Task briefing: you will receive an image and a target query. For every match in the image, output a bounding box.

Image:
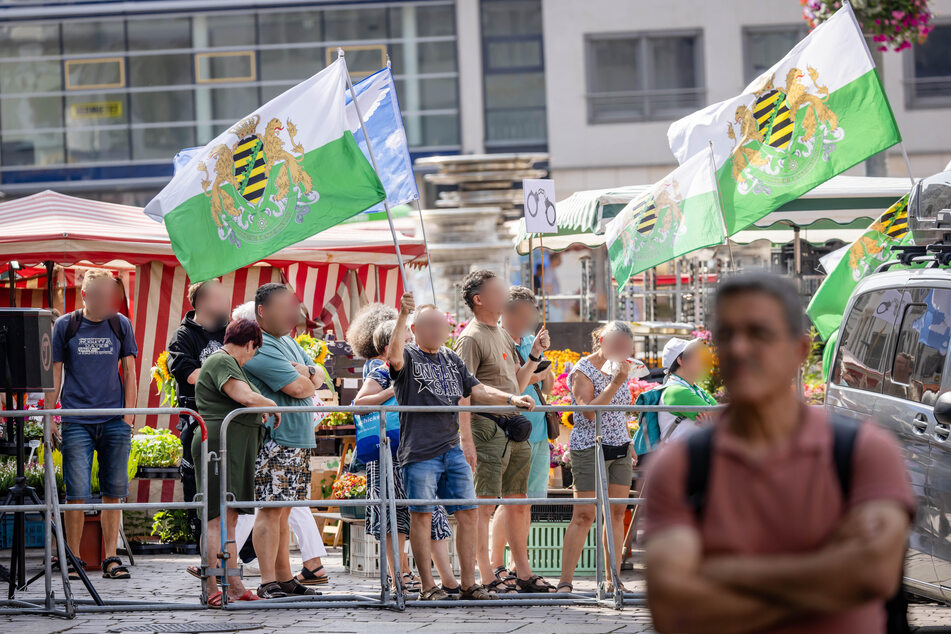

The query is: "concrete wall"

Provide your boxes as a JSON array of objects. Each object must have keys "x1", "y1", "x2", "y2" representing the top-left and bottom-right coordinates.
[{"x1": 540, "y1": 0, "x2": 951, "y2": 191}]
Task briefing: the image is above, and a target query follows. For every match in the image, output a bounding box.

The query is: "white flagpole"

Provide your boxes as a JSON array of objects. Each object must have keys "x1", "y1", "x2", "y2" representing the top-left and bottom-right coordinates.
[
  {"x1": 339, "y1": 49, "x2": 409, "y2": 290},
  {"x1": 412, "y1": 199, "x2": 438, "y2": 305},
  {"x1": 899, "y1": 142, "x2": 917, "y2": 189},
  {"x1": 708, "y1": 141, "x2": 737, "y2": 272}
]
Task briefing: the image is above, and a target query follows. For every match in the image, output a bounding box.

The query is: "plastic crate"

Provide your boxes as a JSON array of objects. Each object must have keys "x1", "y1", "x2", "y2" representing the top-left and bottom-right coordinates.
[
  {"x1": 505, "y1": 521, "x2": 597, "y2": 576},
  {"x1": 530, "y1": 502, "x2": 574, "y2": 522},
  {"x1": 346, "y1": 519, "x2": 459, "y2": 578},
  {"x1": 0, "y1": 513, "x2": 46, "y2": 549}
]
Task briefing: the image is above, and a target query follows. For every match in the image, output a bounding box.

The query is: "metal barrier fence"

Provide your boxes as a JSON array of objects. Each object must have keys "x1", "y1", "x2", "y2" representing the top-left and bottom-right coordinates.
[{"x1": 0, "y1": 402, "x2": 719, "y2": 617}]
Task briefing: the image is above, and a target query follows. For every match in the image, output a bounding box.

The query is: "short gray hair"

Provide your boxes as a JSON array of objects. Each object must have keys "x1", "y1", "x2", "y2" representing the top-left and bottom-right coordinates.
[
  {"x1": 231, "y1": 300, "x2": 255, "y2": 322},
  {"x1": 591, "y1": 320, "x2": 634, "y2": 351},
  {"x1": 372, "y1": 319, "x2": 397, "y2": 354},
  {"x1": 713, "y1": 272, "x2": 806, "y2": 336}
]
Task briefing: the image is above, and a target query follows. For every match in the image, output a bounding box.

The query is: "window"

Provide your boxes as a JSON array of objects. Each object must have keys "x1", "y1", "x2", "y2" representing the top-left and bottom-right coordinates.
[
  {"x1": 743, "y1": 26, "x2": 808, "y2": 84},
  {"x1": 195, "y1": 51, "x2": 256, "y2": 83},
  {"x1": 832, "y1": 288, "x2": 903, "y2": 392},
  {"x1": 62, "y1": 20, "x2": 125, "y2": 55},
  {"x1": 585, "y1": 32, "x2": 703, "y2": 123},
  {"x1": 481, "y1": 0, "x2": 547, "y2": 147},
  {"x1": 887, "y1": 289, "x2": 950, "y2": 404},
  {"x1": 906, "y1": 23, "x2": 951, "y2": 108},
  {"x1": 64, "y1": 58, "x2": 125, "y2": 90}
]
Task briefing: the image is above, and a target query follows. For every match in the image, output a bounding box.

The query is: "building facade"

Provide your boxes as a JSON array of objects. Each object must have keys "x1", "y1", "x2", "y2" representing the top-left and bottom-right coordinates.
[{"x1": 1, "y1": 0, "x2": 950, "y2": 204}]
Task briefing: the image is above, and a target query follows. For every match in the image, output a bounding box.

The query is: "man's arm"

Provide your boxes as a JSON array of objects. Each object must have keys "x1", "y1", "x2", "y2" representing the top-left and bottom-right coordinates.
[
  {"x1": 701, "y1": 499, "x2": 909, "y2": 613},
  {"x1": 470, "y1": 383, "x2": 535, "y2": 409},
  {"x1": 387, "y1": 293, "x2": 414, "y2": 372},
  {"x1": 280, "y1": 374, "x2": 316, "y2": 400},
  {"x1": 646, "y1": 527, "x2": 794, "y2": 634},
  {"x1": 514, "y1": 328, "x2": 550, "y2": 393},
  {"x1": 167, "y1": 332, "x2": 201, "y2": 386},
  {"x1": 121, "y1": 355, "x2": 137, "y2": 426}
]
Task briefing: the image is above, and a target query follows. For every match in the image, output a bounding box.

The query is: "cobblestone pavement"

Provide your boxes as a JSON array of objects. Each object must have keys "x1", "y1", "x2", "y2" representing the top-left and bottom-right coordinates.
[{"x1": 1, "y1": 549, "x2": 949, "y2": 633}]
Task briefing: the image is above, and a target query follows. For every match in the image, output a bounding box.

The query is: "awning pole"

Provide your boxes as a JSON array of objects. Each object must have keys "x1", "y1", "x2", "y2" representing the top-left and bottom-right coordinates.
[
  {"x1": 708, "y1": 141, "x2": 737, "y2": 272},
  {"x1": 7, "y1": 263, "x2": 14, "y2": 308},
  {"x1": 45, "y1": 261, "x2": 54, "y2": 310},
  {"x1": 412, "y1": 199, "x2": 437, "y2": 305}
]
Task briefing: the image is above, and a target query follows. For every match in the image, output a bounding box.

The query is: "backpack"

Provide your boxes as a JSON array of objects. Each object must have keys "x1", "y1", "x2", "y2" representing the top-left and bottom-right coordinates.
[
  {"x1": 64, "y1": 309, "x2": 123, "y2": 345},
  {"x1": 632, "y1": 385, "x2": 687, "y2": 457},
  {"x1": 684, "y1": 416, "x2": 910, "y2": 634}
]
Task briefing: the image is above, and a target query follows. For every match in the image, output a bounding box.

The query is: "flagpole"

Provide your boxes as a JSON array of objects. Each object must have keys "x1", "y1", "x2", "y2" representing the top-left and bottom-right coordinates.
[
  {"x1": 899, "y1": 142, "x2": 916, "y2": 189},
  {"x1": 708, "y1": 141, "x2": 737, "y2": 272},
  {"x1": 539, "y1": 234, "x2": 547, "y2": 328},
  {"x1": 411, "y1": 197, "x2": 437, "y2": 305},
  {"x1": 339, "y1": 49, "x2": 409, "y2": 291}
]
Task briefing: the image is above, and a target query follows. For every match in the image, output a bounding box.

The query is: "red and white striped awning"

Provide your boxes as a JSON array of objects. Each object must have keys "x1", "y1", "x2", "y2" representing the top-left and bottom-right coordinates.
[{"x1": 0, "y1": 189, "x2": 425, "y2": 267}]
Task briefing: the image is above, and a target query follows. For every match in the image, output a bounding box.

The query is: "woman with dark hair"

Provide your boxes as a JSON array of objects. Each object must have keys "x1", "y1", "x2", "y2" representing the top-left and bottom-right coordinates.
[{"x1": 189, "y1": 318, "x2": 281, "y2": 607}]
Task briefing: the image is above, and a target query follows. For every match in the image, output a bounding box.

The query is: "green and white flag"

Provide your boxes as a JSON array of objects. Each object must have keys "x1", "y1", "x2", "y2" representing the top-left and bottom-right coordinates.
[
  {"x1": 667, "y1": 3, "x2": 901, "y2": 234},
  {"x1": 145, "y1": 58, "x2": 385, "y2": 281},
  {"x1": 806, "y1": 194, "x2": 913, "y2": 340},
  {"x1": 605, "y1": 151, "x2": 724, "y2": 292}
]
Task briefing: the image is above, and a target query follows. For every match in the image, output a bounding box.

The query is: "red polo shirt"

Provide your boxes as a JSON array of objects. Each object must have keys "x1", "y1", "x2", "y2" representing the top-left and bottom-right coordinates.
[{"x1": 644, "y1": 406, "x2": 915, "y2": 634}]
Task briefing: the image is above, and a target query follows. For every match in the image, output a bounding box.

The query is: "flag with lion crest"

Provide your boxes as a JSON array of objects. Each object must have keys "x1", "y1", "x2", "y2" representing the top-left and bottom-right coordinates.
[
  {"x1": 145, "y1": 58, "x2": 385, "y2": 281},
  {"x1": 667, "y1": 3, "x2": 901, "y2": 234}
]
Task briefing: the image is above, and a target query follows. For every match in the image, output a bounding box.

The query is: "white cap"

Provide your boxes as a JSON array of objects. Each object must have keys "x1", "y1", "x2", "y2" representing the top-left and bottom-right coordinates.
[{"x1": 662, "y1": 338, "x2": 690, "y2": 372}]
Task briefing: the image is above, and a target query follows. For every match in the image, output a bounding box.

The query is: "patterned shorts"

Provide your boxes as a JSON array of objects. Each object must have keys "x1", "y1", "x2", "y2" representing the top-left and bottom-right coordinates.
[{"x1": 254, "y1": 438, "x2": 312, "y2": 502}]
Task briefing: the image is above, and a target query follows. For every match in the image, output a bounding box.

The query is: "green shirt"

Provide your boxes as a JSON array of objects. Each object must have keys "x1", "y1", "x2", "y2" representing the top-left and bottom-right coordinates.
[
  {"x1": 243, "y1": 332, "x2": 317, "y2": 449},
  {"x1": 195, "y1": 350, "x2": 263, "y2": 432}
]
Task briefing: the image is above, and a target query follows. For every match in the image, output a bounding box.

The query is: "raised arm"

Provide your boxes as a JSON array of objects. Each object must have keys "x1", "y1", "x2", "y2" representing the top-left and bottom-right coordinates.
[
  {"x1": 387, "y1": 293, "x2": 414, "y2": 372},
  {"x1": 646, "y1": 527, "x2": 794, "y2": 634},
  {"x1": 514, "y1": 328, "x2": 550, "y2": 393}
]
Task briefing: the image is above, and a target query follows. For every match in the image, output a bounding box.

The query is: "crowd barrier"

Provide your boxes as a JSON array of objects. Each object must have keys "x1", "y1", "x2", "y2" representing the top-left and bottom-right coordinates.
[{"x1": 0, "y1": 403, "x2": 719, "y2": 617}]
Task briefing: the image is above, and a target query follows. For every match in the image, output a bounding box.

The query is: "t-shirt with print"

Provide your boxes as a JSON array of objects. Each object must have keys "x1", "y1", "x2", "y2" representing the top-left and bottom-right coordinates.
[
  {"x1": 514, "y1": 334, "x2": 548, "y2": 444},
  {"x1": 390, "y1": 344, "x2": 480, "y2": 465},
  {"x1": 243, "y1": 332, "x2": 316, "y2": 449},
  {"x1": 454, "y1": 320, "x2": 519, "y2": 426},
  {"x1": 52, "y1": 312, "x2": 138, "y2": 424},
  {"x1": 644, "y1": 407, "x2": 916, "y2": 634}
]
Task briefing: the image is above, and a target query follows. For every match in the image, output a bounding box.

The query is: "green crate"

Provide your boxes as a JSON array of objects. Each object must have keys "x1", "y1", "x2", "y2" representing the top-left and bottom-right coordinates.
[{"x1": 504, "y1": 521, "x2": 598, "y2": 576}]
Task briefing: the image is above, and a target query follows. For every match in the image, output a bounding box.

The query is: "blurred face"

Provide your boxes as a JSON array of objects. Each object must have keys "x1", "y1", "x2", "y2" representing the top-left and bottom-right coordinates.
[
  {"x1": 600, "y1": 330, "x2": 634, "y2": 362},
  {"x1": 713, "y1": 291, "x2": 809, "y2": 406},
  {"x1": 503, "y1": 300, "x2": 538, "y2": 337},
  {"x1": 472, "y1": 276, "x2": 507, "y2": 315},
  {"x1": 411, "y1": 306, "x2": 450, "y2": 351},
  {"x1": 677, "y1": 342, "x2": 713, "y2": 384},
  {"x1": 198, "y1": 282, "x2": 232, "y2": 324},
  {"x1": 257, "y1": 289, "x2": 297, "y2": 336},
  {"x1": 81, "y1": 276, "x2": 116, "y2": 317}
]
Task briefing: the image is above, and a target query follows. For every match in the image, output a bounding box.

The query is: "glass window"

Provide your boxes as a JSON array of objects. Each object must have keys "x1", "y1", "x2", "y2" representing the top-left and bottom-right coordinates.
[
  {"x1": 209, "y1": 86, "x2": 259, "y2": 121},
  {"x1": 1, "y1": 133, "x2": 65, "y2": 167},
  {"x1": 129, "y1": 54, "x2": 193, "y2": 88},
  {"x1": 196, "y1": 52, "x2": 256, "y2": 83},
  {"x1": 743, "y1": 26, "x2": 808, "y2": 84},
  {"x1": 586, "y1": 33, "x2": 703, "y2": 123},
  {"x1": 832, "y1": 288, "x2": 903, "y2": 393},
  {"x1": 133, "y1": 125, "x2": 196, "y2": 162},
  {"x1": 908, "y1": 24, "x2": 951, "y2": 107},
  {"x1": 888, "y1": 289, "x2": 950, "y2": 404},
  {"x1": 63, "y1": 20, "x2": 125, "y2": 55},
  {"x1": 481, "y1": 0, "x2": 546, "y2": 146},
  {"x1": 1, "y1": 96, "x2": 63, "y2": 132},
  {"x1": 65, "y1": 92, "x2": 130, "y2": 163},
  {"x1": 388, "y1": 41, "x2": 457, "y2": 75},
  {"x1": 0, "y1": 60, "x2": 62, "y2": 94},
  {"x1": 325, "y1": 45, "x2": 386, "y2": 78},
  {"x1": 258, "y1": 10, "x2": 322, "y2": 44},
  {"x1": 324, "y1": 7, "x2": 387, "y2": 41},
  {"x1": 201, "y1": 13, "x2": 255, "y2": 47},
  {"x1": 64, "y1": 58, "x2": 125, "y2": 90},
  {"x1": 259, "y1": 49, "x2": 324, "y2": 82},
  {"x1": 0, "y1": 23, "x2": 60, "y2": 58},
  {"x1": 126, "y1": 17, "x2": 190, "y2": 50}
]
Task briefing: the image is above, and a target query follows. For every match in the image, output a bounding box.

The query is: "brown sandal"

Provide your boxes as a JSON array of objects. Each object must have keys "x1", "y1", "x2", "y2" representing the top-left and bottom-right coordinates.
[
  {"x1": 556, "y1": 582, "x2": 573, "y2": 593},
  {"x1": 460, "y1": 584, "x2": 498, "y2": 600},
  {"x1": 516, "y1": 574, "x2": 555, "y2": 593},
  {"x1": 418, "y1": 586, "x2": 449, "y2": 601}
]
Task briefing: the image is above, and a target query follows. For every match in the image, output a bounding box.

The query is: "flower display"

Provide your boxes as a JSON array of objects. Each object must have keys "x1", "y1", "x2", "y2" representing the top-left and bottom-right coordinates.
[
  {"x1": 545, "y1": 349, "x2": 582, "y2": 376},
  {"x1": 549, "y1": 442, "x2": 571, "y2": 468},
  {"x1": 150, "y1": 350, "x2": 178, "y2": 407},
  {"x1": 801, "y1": 0, "x2": 933, "y2": 52},
  {"x1": 294, "y1": 333, "x2": 335, "y2": 395},
  {"x1": 332, "y1": 472, "x2": 367, "y2": 499},
  {"x1": 445, "y1": 315, "x2": 469, "y2": 348},
  {"x1": 627, "y1": 419, "x2": 640, "y2": 438},
  {"x1": 320, "y1": 411, "x2": 353, "y2": 428}
]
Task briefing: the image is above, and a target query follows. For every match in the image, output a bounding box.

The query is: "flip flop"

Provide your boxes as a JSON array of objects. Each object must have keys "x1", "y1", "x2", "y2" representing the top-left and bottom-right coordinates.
[
  {"x1": 236, "y1": 589, "x2": 259, "y2": 601},
  {"x1": 186, "y1": 565, "x2": 202, "y2": 579},
  {"x1": 207, "y1": 591, "x2": 223, "y2": 609}
]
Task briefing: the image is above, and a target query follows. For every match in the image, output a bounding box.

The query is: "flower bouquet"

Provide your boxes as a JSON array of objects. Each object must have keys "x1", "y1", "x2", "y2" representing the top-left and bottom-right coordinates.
[
  {"x1": 333, "y1": 471, "x2": 367, "y2": 519},
  {"x1": 150, "y1": 350, "x2": 178, "y2": 407},
  {"x1": 549, "y1": 442, "x2": 573, "y2": 488},
  {"x1": 294, "y1": 333, "x2": 335, "y2": 395}
]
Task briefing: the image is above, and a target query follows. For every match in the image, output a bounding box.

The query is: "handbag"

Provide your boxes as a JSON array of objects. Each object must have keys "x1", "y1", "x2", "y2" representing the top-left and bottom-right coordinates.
[
  {"x1": 354, "y1": 396, "x2": 401, "y2": 463},
  {"x1": 513, "y1": 345, "x2": 561, "y2": 441},
  {"x1": 602, "y1": 442, "x2": 631, "y2": 461}
]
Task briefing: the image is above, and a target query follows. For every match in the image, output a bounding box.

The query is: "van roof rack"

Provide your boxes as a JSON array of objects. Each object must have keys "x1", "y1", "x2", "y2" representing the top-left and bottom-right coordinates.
[{"x1": 874, "y1": 243, "x2": 951, "y2": 272}]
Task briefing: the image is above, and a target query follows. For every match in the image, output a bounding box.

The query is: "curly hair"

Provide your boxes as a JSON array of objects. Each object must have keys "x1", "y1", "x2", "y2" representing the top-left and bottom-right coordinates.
[
  {"x1": 346, "y1": 303, "x2": 398, "y2": 359},
  {"x1": 461, "y1": 269, "x2": 497, "y2": 310}
]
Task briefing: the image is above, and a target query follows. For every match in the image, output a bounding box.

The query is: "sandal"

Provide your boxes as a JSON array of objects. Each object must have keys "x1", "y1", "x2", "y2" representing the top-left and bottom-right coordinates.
[
  {"x1": 236, "y1": 589, "x2": 259, "y2": 602},
  {"x1": 101, "y1": 556, "x2": 130, "y2": 579},
  {"x1": 257, "y1": 582, "x2": 288, "y2": 599},
  {"x1": 460, "y1": 584, "x2": 498, "y2": 600},
  {"x1": 207, "y1": 591, "x2": 223, "y2": 609},
  {"x1": 516, "y1": 574, "x2": 555, "y2": 593},
  {"x1": 418, "y1": 586, "x2": 449, "y2": 601},
  {"x1": 401, "y1": 572, "x2": 422, "y2": 592},
  {"x1": 278, "y1": 578, "x2": 320, "y2": 596},
  {"x1": 492, "y1": 565, "x2": 518, "y2": 590},
  {"x1": 54, "y1": 557, "x2": 86, "y2": 581},
  {"x1": 606, "y1": 582, "x2": 629, "y2": 594},
  {"x1": 556, "y1": 582, "x2": 573, "y2": 593},
  {"x1": 186, "y1": 565, "x2": 202, "y2": 580},
  {"x1": 297, "y1": 564, "x2": 329, "y2": 586},
  {"x1": 441, "y1": 584, "x2": 461, "y2": 597}
]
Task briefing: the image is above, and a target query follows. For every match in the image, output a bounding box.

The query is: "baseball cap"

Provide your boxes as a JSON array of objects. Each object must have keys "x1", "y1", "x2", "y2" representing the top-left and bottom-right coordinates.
[{"x1": 662, "y1": 337, "x2": 704, "y2": 374}]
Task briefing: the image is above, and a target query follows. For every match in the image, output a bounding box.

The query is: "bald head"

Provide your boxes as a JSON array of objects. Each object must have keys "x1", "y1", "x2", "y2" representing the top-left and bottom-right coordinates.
[{"x1": 411, "y1": 304, "x2": 449, "y2": 352}]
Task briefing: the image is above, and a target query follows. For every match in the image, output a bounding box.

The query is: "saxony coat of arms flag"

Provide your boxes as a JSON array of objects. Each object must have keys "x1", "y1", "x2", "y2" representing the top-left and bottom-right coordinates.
[
  {"x1": 667, "y1": 3, "x2": 901, "y2": 234},
  {"x1": 605, "y1": 150, "x2": 724, "y2": 292},
  {"x1": 145, "y1": 58, "x2": 385, "y2": 281}
]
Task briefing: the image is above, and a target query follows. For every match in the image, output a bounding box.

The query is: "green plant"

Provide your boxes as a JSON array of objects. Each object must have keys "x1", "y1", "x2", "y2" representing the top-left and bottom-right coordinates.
[
  {"x1": 0, "y1": 460, "x2": 15, "y2": 494},
  {"x1": 150, "y1": 509, "x2": 194, "y2": 544},
  {"x1": 132, "y1": 427, "x2": 183, "y2": 468}
]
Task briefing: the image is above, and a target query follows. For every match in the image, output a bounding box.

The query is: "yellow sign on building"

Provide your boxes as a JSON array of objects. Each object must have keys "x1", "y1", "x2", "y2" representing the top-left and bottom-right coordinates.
[{"x1": 70, "y1": 101, "x2": 123, "y2": 119}]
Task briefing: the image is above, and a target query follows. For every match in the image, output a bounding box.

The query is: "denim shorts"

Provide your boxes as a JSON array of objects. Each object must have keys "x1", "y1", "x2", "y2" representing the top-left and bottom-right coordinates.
[
  {"x1": 401, "y1": 445, "x2": 477, "y2": 514},
  {"x1": 61, "y1": 417, "x2": 132, "y2": 501}
]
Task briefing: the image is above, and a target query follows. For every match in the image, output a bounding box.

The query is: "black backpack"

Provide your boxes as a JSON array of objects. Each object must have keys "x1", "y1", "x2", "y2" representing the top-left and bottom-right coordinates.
[
  {"x1": 685, "y1": 416, "x2": 910, "y2": 634},
  {"x1": 64, "y1": 309, "x2": 123, "y2": 345}
]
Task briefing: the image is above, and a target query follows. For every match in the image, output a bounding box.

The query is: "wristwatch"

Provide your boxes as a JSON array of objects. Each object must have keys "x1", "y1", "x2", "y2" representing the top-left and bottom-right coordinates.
[
  {"x1": 507, "y1": 394, "x2": 515, "y2": 406},
  {"x1": 528, "y1": 352, "x2": 542, "y2": 363},
  {"x1": 308, "y1": 366, "x2": 317, "y2": 377}
]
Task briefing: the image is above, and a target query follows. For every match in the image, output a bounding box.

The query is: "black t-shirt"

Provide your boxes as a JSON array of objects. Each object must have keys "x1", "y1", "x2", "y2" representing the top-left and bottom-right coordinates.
[{"x1": 391, "y1": 344, "x2": 480, "y2": 465}]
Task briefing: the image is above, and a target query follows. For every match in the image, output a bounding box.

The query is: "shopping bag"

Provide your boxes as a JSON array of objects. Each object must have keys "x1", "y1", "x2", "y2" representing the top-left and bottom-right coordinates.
[{"x1": 354, "y1": 396, "x2": 400, "y2": 462}]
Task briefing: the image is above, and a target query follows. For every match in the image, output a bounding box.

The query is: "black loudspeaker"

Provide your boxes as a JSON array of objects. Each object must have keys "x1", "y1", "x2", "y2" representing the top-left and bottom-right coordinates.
[{"x1": 0, "y1": 308, "x2": 54, "y2": 391}]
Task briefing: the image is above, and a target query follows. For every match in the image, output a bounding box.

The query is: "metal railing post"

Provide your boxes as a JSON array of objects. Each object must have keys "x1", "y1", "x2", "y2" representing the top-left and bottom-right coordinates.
[
  {"x1": 376, "y1": 408, "x2": 390, "y2": 606},
  {"x1": 380, "y1": 407, "x2": 404, "y2": 610},
  {"x1": 41, "y1": 411, "x2": 53, "y2": 611},
  {"x1": 218, "y1": 415, "x2": 232, "y2": 607},
  {"x1": 196, "y1": 414, "x2": 210, "y2": 606},
  {"x1": 596, "y1": 449, "x2": 622, "y2": 610},
  {"x1": 594, "y1": 410, "x2": 604, "y2": 599}
]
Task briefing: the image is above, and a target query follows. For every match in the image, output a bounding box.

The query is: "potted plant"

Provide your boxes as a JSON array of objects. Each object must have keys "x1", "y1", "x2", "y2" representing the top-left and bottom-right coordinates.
[
  {"x1": 149, "y1": 510, "x2": 198, "y2": 554},
  {"x1": 332, "y1": 472, "x2": 367, "y2": 520},
  {"x1": 133, "y1": 427, "x2": 182, "y2": 479}
]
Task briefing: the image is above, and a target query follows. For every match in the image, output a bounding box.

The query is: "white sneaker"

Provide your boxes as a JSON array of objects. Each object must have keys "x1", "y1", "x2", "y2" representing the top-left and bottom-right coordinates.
[{"x1": 242, "y1": 560, "x2": 260, "y2": 577}]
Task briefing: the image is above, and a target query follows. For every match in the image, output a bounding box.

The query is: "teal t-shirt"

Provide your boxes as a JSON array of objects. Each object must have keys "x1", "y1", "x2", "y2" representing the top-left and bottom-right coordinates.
[
  {"x1": 243, "y1": 332, "x2": 316, "y2": 449},
  {"x1": 516, "y1": 335, "x2": 549, "y2": 444}
]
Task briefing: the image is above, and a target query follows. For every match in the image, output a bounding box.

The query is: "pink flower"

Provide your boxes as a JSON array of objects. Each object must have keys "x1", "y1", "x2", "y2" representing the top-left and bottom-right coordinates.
[
  {"x1": 878, "y1": 45, "x2": 889, "y2": 51},
  {"x1": 893, "y1": 10, "x2": 905, "y2": 20}
]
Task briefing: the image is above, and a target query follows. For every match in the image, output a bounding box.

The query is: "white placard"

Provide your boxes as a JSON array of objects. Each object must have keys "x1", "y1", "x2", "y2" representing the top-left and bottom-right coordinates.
[{"x1": 522, "y1": 178, "x2": 557, "y2": 234}]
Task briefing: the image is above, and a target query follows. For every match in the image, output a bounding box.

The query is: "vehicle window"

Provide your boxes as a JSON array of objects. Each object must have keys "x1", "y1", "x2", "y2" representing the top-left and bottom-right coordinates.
[
  {"x1": 889, "y1": 289, "x2": 950, "y2": 406},
  {"x1": 832, "y1": 288, "x2": 903, "y2": 393}
]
